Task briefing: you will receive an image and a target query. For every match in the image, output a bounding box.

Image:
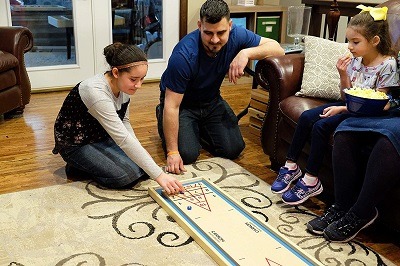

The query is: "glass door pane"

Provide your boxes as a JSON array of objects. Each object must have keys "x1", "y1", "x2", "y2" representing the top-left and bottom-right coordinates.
[
  {"x1": 111, "y1": 0, "x2": 162, "y2": 59},
  {"x1": 9, "y1": 0, "x2": 76, "y2": 67},
  {"x1": 1, "y1": 0, "x2": 178, "y2": 88},
  {"x1": 92, "y1": 0, "x2": 178, "y2": 80},
  {"x1": 1, "y1": 0, "x2": 95, "y2": 90}
]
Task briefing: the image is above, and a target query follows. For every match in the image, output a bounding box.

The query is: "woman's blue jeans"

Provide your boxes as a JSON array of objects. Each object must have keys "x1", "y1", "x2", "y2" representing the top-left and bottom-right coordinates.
[
  {"x1": 286, "y1": 101, "x2": 351, "y2": 176},
  {"x1": 60, "y1": 138, "x2": 146, "y2": 188},
  {"x1": 157, "y1": 96, "x2": 245, "y2": 164}
]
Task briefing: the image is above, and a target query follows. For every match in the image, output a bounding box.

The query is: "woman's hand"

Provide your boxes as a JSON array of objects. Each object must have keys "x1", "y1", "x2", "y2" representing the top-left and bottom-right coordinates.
[
  {"x1": 319, "y1": 105, "x2": 347, "y2": 118},
  {"x1": 155, "y1": 172, "x2": 185, "y2": 195}
]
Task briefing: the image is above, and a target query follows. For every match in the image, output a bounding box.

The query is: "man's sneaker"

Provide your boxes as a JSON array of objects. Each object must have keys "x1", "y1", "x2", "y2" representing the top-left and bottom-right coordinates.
[
  {"x1": 306, "y1": 205, "x2": 346, "y2": 235},
  {"x1": 281, "y1": 179, "x2": 323, "y2": 205},
  {"x1": 271, "y1": 166, "x2": 302, "y2": 194},
  {"x1": 323, "y1": 209, "x2": 378, "y2": 242}
]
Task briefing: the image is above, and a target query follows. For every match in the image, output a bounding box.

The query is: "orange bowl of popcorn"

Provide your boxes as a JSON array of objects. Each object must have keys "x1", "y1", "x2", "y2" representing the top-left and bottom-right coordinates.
[{"x1": 344, "y1": 88, "x2": 389, "y2": 116}]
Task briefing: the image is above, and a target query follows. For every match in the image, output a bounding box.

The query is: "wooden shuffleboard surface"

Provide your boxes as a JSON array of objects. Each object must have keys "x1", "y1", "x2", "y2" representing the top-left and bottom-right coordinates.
[{"x1": 148, "y1": 177, "x2": 322, "y2": 266}]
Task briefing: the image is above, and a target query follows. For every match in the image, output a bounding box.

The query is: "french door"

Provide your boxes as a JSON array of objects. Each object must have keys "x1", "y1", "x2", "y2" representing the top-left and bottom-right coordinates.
[{"x1": 0, "y1": 0, "x2": 179, "y2": 91}]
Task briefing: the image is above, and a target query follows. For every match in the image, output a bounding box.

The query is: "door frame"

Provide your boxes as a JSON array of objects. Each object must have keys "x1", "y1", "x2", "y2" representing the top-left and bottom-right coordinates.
[{"x1": 179, "y1": 0, "x2": 187, "y2": 39}]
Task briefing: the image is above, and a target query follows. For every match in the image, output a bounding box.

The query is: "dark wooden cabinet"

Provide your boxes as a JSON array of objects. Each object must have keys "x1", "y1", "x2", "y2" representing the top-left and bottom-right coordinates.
[{"x1": 302, "y1": 0, "x2": 384, "y2": 40}]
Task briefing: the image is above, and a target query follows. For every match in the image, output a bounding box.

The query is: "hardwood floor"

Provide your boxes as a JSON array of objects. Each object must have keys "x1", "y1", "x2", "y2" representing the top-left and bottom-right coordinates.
[{"x1": 0, "y1": 77, "x2": 399, "y2": 264}]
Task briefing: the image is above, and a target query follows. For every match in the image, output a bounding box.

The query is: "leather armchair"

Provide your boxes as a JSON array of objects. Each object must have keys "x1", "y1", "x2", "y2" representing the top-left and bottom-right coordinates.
[
  {"x1": 256, "y1": 0, "x2": 400, "y2": 232},
  {"x1": 0, "y1": 26, "x2": 33, "y2": 117}
]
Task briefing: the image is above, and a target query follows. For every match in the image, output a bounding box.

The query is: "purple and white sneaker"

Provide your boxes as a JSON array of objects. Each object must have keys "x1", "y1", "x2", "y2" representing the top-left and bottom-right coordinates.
[
  {"x1": 282, "y1": 178, "x2": 323, "y2": 205},
  {"x1": 271, "y1": 166, "x2": 302, "y2": 194}
]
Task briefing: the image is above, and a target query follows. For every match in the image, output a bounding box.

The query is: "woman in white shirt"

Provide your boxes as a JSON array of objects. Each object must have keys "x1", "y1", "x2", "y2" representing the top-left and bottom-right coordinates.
[{"x1": 53, "y1": 42, "x2": 184, "y2": 194}]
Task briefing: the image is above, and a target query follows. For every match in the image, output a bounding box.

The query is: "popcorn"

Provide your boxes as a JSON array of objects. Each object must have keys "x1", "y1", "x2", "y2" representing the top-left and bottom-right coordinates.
[{"x1": 345, "y1": 87, "x2": 388, "y2": 99}]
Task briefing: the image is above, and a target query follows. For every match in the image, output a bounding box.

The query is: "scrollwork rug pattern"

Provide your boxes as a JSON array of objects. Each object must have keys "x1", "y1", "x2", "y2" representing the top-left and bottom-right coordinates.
[{"x1": 0, "y1": 158, "x2": 395, "y2": 266}]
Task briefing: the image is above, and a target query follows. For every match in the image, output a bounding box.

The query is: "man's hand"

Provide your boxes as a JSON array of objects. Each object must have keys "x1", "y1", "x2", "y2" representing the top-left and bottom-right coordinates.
[
  {"x1": 155, "y1": 172, "x2": 185, "y2": 195},
  {"x1": 163, "y1": 89, "x2": 185, "y2": 173},
  {"x1": 166, "y1": 153, "x2": 186, "y2": 174},
  {"x1": 229, "y1": 50, "x2": 249, "y2": 84}
]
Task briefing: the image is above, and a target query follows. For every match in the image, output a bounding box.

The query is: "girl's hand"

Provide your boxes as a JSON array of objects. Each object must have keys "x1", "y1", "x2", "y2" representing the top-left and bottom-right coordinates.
[
  {"x1": 336, "y1": 55, "x2": 352, "y2": 76},
  {"x1": 376, "y1": 87, "x2": 390, "y2": 94},
  {"x1": 155, "y1": 172, "x2": 185, "y2": 195},
  {"x1": 377, "y1": 88, "x2": 390, "y2": 110},
  {"x1": 319, "y1": 106, "x2": 347, "y2": 118},
  {"x1": 384, "y1": 101, "x2": 391, "y2": 111}
]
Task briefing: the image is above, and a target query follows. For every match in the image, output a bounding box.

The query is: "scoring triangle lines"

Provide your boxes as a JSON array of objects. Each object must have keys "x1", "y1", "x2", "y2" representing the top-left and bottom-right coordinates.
[{"x1": 173, "y1": 182, "x2": 212, "y2": 211}]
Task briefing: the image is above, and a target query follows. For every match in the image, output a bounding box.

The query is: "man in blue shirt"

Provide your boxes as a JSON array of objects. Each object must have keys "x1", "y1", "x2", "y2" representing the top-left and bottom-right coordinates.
[{"x1": 157, "y1": 0, "x2": 284, "y2": 174}]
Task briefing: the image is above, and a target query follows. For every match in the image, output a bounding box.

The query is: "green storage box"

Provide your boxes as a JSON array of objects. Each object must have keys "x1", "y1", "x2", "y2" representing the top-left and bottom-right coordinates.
[{"x1": 256, "y1": 16, "x2": 280, "y2": 41}]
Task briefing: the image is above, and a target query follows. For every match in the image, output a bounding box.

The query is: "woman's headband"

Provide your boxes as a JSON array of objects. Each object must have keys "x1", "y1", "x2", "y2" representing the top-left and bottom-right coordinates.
[
  {"x1": 357, "y1": 5, "x2": 388, "y2": 21},
  {"x1": 113, "y1": 61, "x2": 148, "y2": 70}
]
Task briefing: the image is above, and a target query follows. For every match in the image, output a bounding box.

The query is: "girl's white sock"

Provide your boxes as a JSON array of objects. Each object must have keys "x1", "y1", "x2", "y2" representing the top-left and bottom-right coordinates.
[
  {"x1": 302, "y1": 173, "x2": 318, "y2": 186},
  {"x1": 284, "y1": 161, "x2": 297, "y2": 171}
]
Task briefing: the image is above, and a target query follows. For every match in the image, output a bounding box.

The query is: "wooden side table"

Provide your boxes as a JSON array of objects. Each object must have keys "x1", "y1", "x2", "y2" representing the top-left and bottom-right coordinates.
[
  {"x1": 48, "y1": 15, "x2": 73, "y2": 59},
  {"x1": 48, "y1": 15, "x2": 125, "y2": 59}
]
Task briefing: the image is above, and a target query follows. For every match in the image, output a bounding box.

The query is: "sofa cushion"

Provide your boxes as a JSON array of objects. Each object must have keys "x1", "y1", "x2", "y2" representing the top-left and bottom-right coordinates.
[
  {"x1": 0, "y1": 70, "x2": 17, "y2": 91},
  {"x1": 279, "y1": 95, "x2": 329, "y2": 124},
  {"x1": 296, "y1": 36, "x2": 349, "y2": 100},
  {"x1": 279, "y1": 96, "x2": 336, "y2": 146},
  {"x1": 0, "y1": 51, "x2": 18, "y2": 72}
]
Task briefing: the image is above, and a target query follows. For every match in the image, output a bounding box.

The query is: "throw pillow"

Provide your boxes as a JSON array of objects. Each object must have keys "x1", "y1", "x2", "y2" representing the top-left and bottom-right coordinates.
[{"x1": 296, "y1": 35, "x2": 350, "y2": 100}]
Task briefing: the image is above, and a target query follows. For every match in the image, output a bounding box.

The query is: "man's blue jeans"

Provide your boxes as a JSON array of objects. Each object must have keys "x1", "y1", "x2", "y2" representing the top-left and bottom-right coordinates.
[
  {"x1": 286, "y1": 101, "x2": 351, "y2": 176},
  {"x1": 157, "y1": 96, "x2": 245, "y2": 164},
  {"x1": 60, "y1": 138, "x2": 146, "y2": 188}
]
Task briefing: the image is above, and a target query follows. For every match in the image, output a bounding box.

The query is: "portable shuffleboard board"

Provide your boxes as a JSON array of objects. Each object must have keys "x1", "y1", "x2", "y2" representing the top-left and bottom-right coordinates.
[{"x1": 148, "y1": 177, "x2": 322, "y2": 266}]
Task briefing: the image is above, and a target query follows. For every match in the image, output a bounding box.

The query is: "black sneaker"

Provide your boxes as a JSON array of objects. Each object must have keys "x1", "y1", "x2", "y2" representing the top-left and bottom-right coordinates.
[
  {"x1": 306, "y1": 205, "x2": 346, "y2": 235},
  {"x1": 323, "y1": 209, "x2": 378, "y2": 242}
]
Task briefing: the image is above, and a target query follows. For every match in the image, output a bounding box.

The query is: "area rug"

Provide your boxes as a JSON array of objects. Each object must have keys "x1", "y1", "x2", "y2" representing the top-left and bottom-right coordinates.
[{"x1": 0, "y1": 158, "x2": 394, "y2": 266}]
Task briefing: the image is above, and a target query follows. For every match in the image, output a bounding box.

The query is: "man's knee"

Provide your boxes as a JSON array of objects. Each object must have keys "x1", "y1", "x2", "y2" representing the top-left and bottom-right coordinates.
[
  {"x1": 179, "y1": 148, "x2": 200, "y2": 164},
  {"x1": 226, "y1": 142, "x2": 245, "y2": 159},
  {"x1": 215, "y1": 141, "x2": 245, "y2": 160}
]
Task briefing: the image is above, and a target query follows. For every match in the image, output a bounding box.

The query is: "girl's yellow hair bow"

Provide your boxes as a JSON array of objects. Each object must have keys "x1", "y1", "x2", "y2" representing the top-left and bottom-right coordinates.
[{"x1": 357, "y1": 4, "x2": 388, "y2": 21}]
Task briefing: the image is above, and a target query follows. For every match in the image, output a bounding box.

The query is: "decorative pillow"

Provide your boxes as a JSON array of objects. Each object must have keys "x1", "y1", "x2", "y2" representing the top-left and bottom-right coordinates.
[{"x1": 296, "y1": 36, "x2": 350, "y2": 100}]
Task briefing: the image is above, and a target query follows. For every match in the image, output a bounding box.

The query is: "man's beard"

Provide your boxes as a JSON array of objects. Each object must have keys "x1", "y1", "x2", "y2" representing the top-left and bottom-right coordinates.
[{"x1": 205, "y1": 44, "x2": 222, "y2": 57}]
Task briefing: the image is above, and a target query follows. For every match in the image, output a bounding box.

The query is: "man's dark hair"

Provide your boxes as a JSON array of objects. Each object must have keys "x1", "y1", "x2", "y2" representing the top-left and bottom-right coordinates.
[{"x1": 200, "y1": 0, "x2": 230, "y2": 24}]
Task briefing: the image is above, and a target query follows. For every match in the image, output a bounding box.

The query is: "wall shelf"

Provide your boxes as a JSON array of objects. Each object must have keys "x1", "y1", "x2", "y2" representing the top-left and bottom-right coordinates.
[
  {"x1": 229, "y1": 5, "x2": 286, "y2": 135},
  {"x1": 229, "y1": 5, "x2": 287, "y2": 43}
]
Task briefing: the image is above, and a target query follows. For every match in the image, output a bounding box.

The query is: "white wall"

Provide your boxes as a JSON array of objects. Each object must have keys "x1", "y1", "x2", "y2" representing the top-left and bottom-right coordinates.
[{"x1": 187, "y1": 0, "x2": 206, "y2": 33}]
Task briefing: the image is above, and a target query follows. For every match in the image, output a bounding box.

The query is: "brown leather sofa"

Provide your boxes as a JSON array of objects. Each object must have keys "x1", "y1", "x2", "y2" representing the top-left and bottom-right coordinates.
[
  {"x1": 0, "y1": 26, "x2": 33, "y2": 117},
  {"x1": 255, "y1": 0, "x2": 400, "y2": 232}
]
